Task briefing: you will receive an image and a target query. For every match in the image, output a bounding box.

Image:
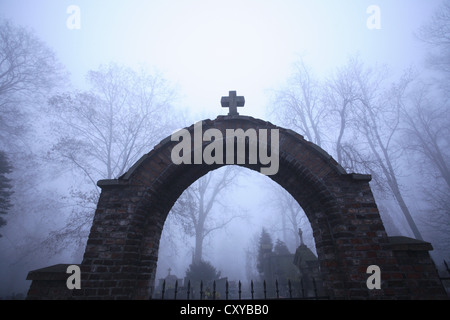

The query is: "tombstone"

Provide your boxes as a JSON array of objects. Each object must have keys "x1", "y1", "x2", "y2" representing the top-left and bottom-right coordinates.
[
  {"x1": 264, "y1": 253, "x2": 299, "y2": 297},
  {"x1": 293, "y1": 228, "x2": 324, "y2": 297},
  {"x1": 154, "y1": 268, "x2": 183, "y2": 299}
]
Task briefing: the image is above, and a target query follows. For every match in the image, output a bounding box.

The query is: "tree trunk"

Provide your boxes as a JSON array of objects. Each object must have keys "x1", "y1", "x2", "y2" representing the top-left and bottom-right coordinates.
[
  {"x1": 390, "y1": 182, "x2": 423, "y2": 240},
  {"x1": 364, "y1": 107, "x2": 424, "y2": 240},
  {"x1": 193, "y1": 230, "x2": 203, "y2": 264},
  {"x1": 336, "y1": 103, "x2": 348, "y2": 165}
]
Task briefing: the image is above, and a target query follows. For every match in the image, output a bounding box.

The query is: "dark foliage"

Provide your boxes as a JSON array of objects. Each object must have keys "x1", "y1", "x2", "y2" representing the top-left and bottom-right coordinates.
[
  {"x1": 256, "y1": 228, "x2": 273, "y2": 274},
  {"x1": 185, "y1": 260, "x2": 221, "y2": 283},
  {"x1": 273, "y1": 239, "x2": 290, "y2": 255}
]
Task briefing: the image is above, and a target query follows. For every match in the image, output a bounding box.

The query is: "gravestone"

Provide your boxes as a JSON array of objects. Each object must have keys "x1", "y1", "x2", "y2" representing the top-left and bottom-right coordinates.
[
  {"x1": 154, "y1": 268, "x2": 183, "y2": 299},
  {"x1": 293, "y1": 228, "x2": 324, "y2": 297}
]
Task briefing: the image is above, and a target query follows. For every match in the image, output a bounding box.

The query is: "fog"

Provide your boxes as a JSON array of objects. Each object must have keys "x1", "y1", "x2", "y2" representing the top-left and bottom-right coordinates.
[{"x1": 0, "y1": 0, "x2": 448, "y2": 298}]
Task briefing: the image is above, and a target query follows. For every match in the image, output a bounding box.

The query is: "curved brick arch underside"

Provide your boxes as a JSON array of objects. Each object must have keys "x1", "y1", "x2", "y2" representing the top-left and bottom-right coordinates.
[{"x1": 74, "y1": 116, "x2": 445, "y2": 300}]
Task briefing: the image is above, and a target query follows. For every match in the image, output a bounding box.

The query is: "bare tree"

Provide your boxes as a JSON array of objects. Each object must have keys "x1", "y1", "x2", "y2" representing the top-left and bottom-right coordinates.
[
  {"x1": 401, "y1": 85, "x2": 450, "y2": 249},
  {"x1": 263, "y1": 184, "x2": 308, "y2": 252},
  {"x1": 402, "y1": 86, "x2": 450, "y2": 188},
  {"x1": 416, "y1": 1, "x2": 450, "y2": 85},
  {"x1": 48, "y1": 63, "x2": 176, "y2": 184},
  {"x1": 271, "y1": 55, "x2": 425, "y2": 241},
  {"x1": 351, "y1": 63, "x2": 424, "y2": 240},
  {"x1": 0, "y1": 20, "x2": 65, "y2": 148},
  {"x1": 170, "y1": 166, "x2": 244, "y2": 264},
  {"x1": 0, "y1": 19, "x2": 66, "y2": 274},
  {"x1": 277, "y1": 189, "x2": 302, "y2": 249},
  {"x1": 244, "y1": 231, "x2": 260, "y2": 284},
  {"x1": 270, "y1": 59, "x2": 325, "y2": 146},
  {"x1": 323, "y1": 57, "x2": 362, "y2": 166},
  {"x1": 274, "y1": 56, "x2": 374, "y2": 173},
  {"x1": 270, "y1": 56, "x2": 368, "y2": 173},
  {"x1": 45, "y1": 63, "x2": 177, "y2": 256},
  {"x1": 269, "y1": 57, "x2": 384, "y2": 248}
]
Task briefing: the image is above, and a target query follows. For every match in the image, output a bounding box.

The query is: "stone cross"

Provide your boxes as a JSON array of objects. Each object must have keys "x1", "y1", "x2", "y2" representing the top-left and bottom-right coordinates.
[{"x1": 221, "y1": 90, "x2": 245, "y2": 116}]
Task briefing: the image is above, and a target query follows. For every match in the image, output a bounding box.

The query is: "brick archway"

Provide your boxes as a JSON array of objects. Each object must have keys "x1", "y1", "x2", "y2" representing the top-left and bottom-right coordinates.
[
  {"x1": 79, "y1": 115, "x2": 398, "y2": 299},
  {"x1": 24, "y1": 115, "x2": 448, "y2": 300}
]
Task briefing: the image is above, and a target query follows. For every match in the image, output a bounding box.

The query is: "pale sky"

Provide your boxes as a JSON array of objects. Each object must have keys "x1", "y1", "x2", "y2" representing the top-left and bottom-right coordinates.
[{"x1": 0, "y1": 0, "x2": 441, "y2": 120}]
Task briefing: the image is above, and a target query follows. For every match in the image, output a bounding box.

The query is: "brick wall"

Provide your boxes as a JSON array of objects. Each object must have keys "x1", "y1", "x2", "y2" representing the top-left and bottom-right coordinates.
[{"x1": 386, "y1": 236, "x2": 447, "y2": 299}]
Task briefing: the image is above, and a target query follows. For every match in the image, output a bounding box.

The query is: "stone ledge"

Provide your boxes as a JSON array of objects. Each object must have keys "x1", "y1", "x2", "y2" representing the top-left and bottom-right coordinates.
[
  {"x1": 97, "y1": 179, "x2": 128, "y2": 189},
  {"x1": 27, "y1": 264, "x2": 76, "y2": 281},
  {"x1": 350, "y1": 173, "x2": 372, "y2": 181},
  {"x1": 388, "y1": 236, "x2": 433, "y2": 251}
]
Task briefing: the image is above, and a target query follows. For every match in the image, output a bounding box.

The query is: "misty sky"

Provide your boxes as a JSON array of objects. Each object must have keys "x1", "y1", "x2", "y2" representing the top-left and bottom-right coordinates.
[
  {"x1": 0, "y1": 0, "x2": 440, "y2": 120},
  {"x1": 0, "y1": 0, "x2": 445, "y2": 291}
]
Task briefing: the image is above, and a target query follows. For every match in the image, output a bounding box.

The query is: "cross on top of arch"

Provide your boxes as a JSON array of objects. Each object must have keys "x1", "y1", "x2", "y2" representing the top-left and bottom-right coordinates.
[{"x1": 221, "y1": 90, "x2": 245, "y2": 116}]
